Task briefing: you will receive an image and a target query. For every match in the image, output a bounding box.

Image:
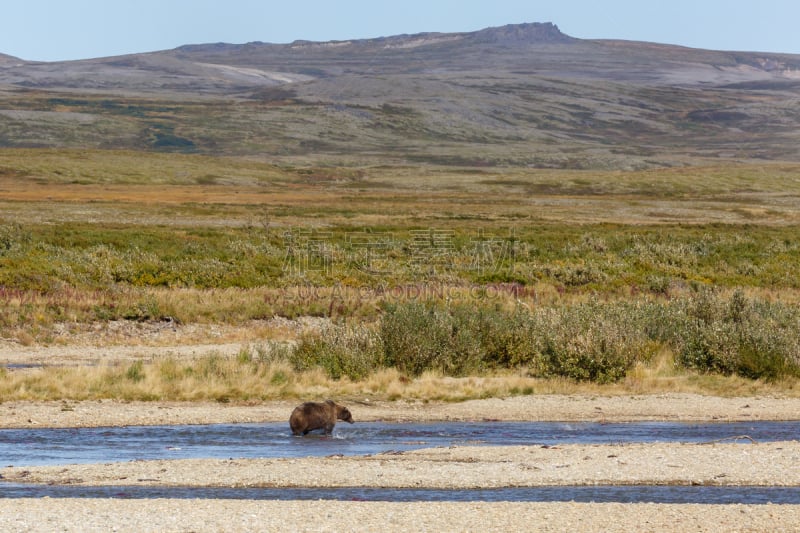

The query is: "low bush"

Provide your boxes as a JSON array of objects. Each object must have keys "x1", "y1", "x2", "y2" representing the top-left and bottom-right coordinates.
[
  {"x1": 292, "y1": 300, "x2": 647, "y2": 382},
  {"x1": 381, "y1": 302, "x2": 485, "y2": 376},
  {"x1": 530, "y1": 303, "x2": 648, "y2": 383},
  {"x1": 289, "y1": 292, "x2": 800, "y2": 383},
  {"x1": 291, "y1": 323, "x2": 384, "y2": 380},
  {"x1": 674, "y1": 289, "x2": 800, "y2": 381}
]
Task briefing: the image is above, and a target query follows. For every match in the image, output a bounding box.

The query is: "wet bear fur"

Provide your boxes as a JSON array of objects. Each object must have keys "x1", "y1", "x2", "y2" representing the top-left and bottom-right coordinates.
[{"x1": 289, "y1": 399, "x2": 354, "y2": 436}]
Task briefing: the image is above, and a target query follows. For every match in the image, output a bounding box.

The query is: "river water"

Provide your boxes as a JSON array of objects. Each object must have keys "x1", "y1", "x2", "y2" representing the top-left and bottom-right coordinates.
[
  {"x1": 2, "y1": 483, "x2": 800, "y2": 504},
  {"x1": 2, "y1": 421, "x2": 798, "y2": 503},
  {"x1": 2, "y1": 420, "x2": 798, "y2": 467}
]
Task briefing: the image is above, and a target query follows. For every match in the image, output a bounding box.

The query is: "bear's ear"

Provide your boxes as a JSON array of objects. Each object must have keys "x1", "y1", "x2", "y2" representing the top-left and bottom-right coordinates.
[{"x1": 325, "y1": 399, "x2": 335, "y2": 406}]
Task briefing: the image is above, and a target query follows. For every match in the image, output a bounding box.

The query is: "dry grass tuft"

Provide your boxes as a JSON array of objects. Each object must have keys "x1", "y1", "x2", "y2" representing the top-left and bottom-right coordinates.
[{"x1": 2, "y1": 351, "x2": 798, "y2": 403}]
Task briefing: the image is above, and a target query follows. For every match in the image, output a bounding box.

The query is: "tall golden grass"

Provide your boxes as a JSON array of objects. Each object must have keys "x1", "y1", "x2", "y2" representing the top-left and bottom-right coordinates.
[{"x1": 1, "y1": 349, "x2": 797, "y2": 403}]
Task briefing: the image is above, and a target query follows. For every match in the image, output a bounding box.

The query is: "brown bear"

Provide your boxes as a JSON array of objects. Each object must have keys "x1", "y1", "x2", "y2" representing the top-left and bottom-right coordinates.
[{"x1": 289, "y1": 399, "x2": 354, "y2": 436}]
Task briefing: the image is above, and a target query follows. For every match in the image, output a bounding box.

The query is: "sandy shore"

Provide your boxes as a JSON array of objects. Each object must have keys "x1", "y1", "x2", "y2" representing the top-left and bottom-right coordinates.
[
  {"x1": 3, "y1": 393, "x2": 800, "y2": 429},
  {"x1": 1, "y1": 500, "x2": 798, "y2": 533}
]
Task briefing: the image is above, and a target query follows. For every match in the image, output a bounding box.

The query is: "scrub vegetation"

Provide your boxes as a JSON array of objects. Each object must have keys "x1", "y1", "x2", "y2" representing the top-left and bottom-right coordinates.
[{"x1": 2, "y1": 148, "x2": 800, "y2": 400}]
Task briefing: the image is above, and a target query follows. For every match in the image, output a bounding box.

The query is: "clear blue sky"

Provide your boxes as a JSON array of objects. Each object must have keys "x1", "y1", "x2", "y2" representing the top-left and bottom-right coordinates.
[{"x1": 2, "y1": 0, "x2": 799, "y2": 61}]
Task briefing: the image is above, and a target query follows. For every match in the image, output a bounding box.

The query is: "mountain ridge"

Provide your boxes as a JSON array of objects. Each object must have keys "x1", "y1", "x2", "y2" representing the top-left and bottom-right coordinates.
[
  {"x1": 1, "y1": 22, "x2": 799, "y2": 168},
  {"x1": 0, "y1": 52, "x2": 24, "y2": 66},
  {"x1": 2, "y1": 22, "x2": 799, "y2": 92}
]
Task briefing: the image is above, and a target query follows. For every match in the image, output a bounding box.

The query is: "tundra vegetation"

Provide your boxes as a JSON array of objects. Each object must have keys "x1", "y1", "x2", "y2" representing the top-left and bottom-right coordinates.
[{"x1": 1, "y1": 148, "x2": 800, "y2": 401}]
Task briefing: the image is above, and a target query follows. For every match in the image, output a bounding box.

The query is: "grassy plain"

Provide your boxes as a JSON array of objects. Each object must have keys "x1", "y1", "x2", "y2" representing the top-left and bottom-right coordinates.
[{"x1": 2, "y1": 148, "x2": 800, "y2": 400}]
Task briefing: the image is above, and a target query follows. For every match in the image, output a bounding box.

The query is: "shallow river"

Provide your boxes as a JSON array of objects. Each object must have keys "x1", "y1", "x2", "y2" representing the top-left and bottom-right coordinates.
[
  {"x1": 2, "y1": 421, "x2": 798, "y2": 503},
  {"x1": 2, "y1": 420, "x2": 798, "y2": 467},
  {"x1": 2, "y1": 484, "x2": 800, "y2": 504}
]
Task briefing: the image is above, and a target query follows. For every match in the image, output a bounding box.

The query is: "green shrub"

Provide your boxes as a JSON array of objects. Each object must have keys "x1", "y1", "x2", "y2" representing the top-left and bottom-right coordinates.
[
  {"x1": 381, "y1": 302, "x2": 484, "y2": 376},
  {"x1": 529, "y1": 302, "x2": 649, "y2": 383},
  {"x1": 291, "y1": 324, "x2": 383, "y2": 380},
  {"x1": 0, "y1": 223, "x2": 31, "y2": 253},
  {"x1": 473, "y1": 305, "x2": 538, "y2": 368},
  {"x1": 125, "y1": 360, "x2": 145, "y2": 383},
  {"x1": 674, "y1": 290, "x2": 800, "y2": 380},
  {"x1": 381, "y1": 300, "x2": 647, "y2": 382},
  {"x1": 374, "y1": 294, "x2": 800, "y2": 383}
]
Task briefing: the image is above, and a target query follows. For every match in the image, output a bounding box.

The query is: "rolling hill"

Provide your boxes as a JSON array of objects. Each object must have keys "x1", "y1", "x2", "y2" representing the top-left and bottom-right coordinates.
[{"x1": 1, "y1": 22, "x2": 799, "y2": 169}]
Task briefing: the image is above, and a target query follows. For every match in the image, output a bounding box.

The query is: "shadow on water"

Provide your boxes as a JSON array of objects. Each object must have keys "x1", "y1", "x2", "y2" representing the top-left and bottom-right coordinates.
[
  {"x1": 2, "y1": 484, "x2": 800, "y2": 504},
  {"x1": 2, "y1": 421, "x2": 799, "y2": 467}
]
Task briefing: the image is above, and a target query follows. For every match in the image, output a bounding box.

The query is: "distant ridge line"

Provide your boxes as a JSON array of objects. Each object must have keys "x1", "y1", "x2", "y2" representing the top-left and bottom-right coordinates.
[{"x1": 173, "y1": 22, "x2": 575, "y2": 54}]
